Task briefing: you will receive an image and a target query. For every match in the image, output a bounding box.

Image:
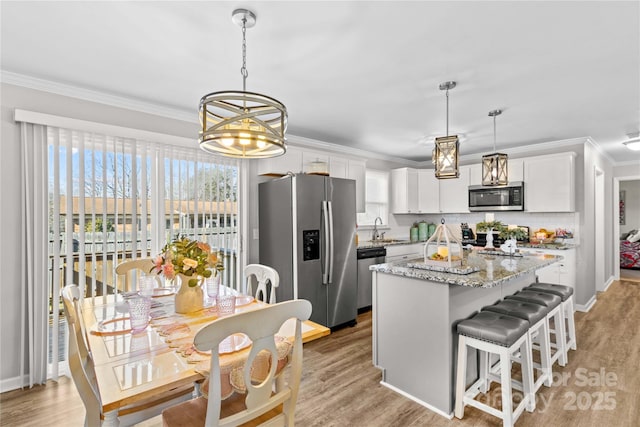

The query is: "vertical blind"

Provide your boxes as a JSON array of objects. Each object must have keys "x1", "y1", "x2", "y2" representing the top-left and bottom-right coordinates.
[{"x1": 45, "y1": 126, "x2": 240, "y2": 379}]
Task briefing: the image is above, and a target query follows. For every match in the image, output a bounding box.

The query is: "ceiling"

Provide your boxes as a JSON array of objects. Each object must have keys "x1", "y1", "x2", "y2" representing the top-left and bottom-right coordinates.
[{"x1": 2, "y1": 1, "x2": 639, "y2": 164}]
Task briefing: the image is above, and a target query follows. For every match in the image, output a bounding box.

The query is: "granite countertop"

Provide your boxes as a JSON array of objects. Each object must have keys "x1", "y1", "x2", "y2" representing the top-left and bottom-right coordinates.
[
  {"x1": 517, "y1": 242, "x2": 578, "y2": 250},
  {"x1": 369, "y1": 251, "x2": 561, "y2": 288}
]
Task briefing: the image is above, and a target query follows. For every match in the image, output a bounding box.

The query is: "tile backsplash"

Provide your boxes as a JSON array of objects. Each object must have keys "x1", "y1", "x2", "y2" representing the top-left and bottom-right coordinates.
[{"x1": 385, "y1": 212, "x2": 580, "y2": 243}]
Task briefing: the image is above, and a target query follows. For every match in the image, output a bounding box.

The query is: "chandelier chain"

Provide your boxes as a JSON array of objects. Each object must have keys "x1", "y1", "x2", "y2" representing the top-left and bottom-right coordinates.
[
  {"x1": 445, "y1": 88, "x2": 449, "y2": 136},
  {"x1": 241, "y1": 17, "x2": 248, "y2": 92},
  {"x1": 493, "y1": 114, "x2": 497, "y2": 152}
]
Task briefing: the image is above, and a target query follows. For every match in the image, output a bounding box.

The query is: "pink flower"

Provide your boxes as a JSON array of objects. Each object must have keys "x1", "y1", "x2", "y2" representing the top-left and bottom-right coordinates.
[
  {"x1": 163, "y1": 263, "x2": 175, "y2": 279},
  {"x1": 197, "y1": 242, "x2": 211, "y2": 252},
  {"x1": 153, "y1": 256, "x2": 164, "y2": 271}
]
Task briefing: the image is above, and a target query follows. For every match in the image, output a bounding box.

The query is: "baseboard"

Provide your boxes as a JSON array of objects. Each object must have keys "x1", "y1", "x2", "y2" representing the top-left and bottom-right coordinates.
[
  {"x1": 0, "y1": 375, "x2": 29, "y2": 393},
  {"x1": 380, "y1": 381, "x2": 454, "y2": 419},
  {"x1": 576, "y1": 295, "x2": 597, "y2": 312},
  {"x1": 602, "y1": 276, "x2": 615, "y2": 292}
]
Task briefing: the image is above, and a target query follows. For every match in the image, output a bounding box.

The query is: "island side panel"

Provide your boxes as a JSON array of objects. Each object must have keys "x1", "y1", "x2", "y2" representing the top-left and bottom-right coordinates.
[{"x1": 373, "y1": 271, "x2": 452, "y2": 415}]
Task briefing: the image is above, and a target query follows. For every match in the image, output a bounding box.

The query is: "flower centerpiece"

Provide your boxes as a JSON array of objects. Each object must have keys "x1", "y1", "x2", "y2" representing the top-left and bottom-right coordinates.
[{"x1": 152, "y1": 235, "x2": 223, "y2": 313}]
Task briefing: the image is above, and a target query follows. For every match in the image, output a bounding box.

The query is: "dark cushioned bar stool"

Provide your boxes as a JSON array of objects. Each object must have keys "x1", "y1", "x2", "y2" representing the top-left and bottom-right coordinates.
[
  {"x1": 483, "y1": 300, "x2": 552, "y2": 394},
  {"x1": 505, "y1": 290, "x2": 566, "y2": 367},
  {"x1": 455, "y1": 311, "x2": 534, "y2": 427},
  {"x1": 526, "y1": 282, "x2": 577, "y2": 353}
]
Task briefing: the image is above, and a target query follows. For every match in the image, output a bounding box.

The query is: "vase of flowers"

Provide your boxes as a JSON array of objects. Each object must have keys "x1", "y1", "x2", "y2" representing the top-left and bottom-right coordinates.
[{"x1": 153, "y1": 236, "x2": 223, "y2": 314}]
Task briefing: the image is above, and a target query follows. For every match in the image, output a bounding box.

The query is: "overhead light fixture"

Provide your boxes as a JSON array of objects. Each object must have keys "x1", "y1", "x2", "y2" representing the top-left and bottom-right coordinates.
[
  {"x1": 482, "y1": 109, "x2": 508, "y2": 186},
  {"x1": 623, "y1": 132, "x2": 640, "y2": 151},
  {"x1": 199, "y1": 9, "x2": 287, "y2": 159},
  {"x1": 433, "y1": 81, "x2": 459, "y2": 179}
]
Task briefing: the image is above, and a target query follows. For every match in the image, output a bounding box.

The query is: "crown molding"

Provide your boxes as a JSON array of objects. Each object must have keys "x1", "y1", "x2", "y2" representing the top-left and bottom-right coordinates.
[
  {"x1": 2, "y1": 70, "x2": 197, "y2": 123},
  {"x1": 285, "y1": 134, "x2": 421, "y2": 167}
]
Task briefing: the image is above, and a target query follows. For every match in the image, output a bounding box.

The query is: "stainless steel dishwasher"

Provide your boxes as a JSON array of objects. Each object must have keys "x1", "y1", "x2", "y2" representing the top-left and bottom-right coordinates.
[{"x1": 357, "y1": 246, "x2": 386, "y2": 311}]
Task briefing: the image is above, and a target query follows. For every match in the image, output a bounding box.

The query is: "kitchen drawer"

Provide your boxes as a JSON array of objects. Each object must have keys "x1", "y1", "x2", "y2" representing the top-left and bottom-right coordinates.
[{"x1": 385, "y1": 243, "x2": 424, "y2": 262}]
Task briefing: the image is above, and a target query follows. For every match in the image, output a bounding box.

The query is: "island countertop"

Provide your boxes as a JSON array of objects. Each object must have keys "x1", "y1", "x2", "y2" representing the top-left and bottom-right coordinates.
[{"x1": 370, "y1": 250, "x2": 561, "y2": 288}]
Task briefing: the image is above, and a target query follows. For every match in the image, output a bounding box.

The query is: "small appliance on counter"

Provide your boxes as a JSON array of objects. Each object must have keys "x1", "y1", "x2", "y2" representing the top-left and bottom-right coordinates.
[{"x1": 460, "y1": 223, "x2": 476, "y2": 245}]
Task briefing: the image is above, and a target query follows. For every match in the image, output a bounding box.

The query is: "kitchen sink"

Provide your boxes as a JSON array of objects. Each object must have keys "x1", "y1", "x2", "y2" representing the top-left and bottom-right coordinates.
[{"x1": 368, "y1": 239, "x2": 407, "y2": 244}]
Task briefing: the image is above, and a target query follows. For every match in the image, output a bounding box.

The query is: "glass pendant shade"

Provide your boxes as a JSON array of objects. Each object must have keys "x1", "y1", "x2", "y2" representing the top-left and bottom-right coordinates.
[
  {"x1": 482, "y1": 152, "x2": 508, "y2": 186},
  {"x1": 434, "y1": 135, "x2": 460, "y2": 179},
  {"x1": 199, "y1": 90, "x2": 287, "y2": 158}
]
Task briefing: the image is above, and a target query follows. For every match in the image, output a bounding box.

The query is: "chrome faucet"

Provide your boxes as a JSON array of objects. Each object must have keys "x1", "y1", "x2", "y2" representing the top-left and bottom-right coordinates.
[{"x1": 372, "y1": 217, "x2": 383, "y2": 241}]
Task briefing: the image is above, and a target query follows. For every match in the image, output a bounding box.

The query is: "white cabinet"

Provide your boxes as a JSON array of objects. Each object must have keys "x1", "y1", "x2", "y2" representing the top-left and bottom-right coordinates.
[
  {"x1": 329, "y1": 157, "x2": 348, "y2": 178},
  {"x1": 524, "y1": 153, "x2": 575, "y2": 212},
  {"x1": 391, "y1": 168, "x2": 419, "y2": 213},
  {"x1": 385, "y1": 243, "x2": 425, "y2": 262},
  {"x1": 257, "y1": 146, "x2": 303, "y2": 176},
  {"x1": 347, "y1": 159, "x2": 366, "y2": 213},
  {"x1": 417, "y1": 169, "x2": 440, "y2": 213},
  {"x1": 391, "y1": 166, "x2": 468, "y2": 214},
  {"x1": 438, "y1": 165, "x2": 470, "y2": 213},
  {"x1": 518, "y1": 247, "x2": 576, "y2": 290}
]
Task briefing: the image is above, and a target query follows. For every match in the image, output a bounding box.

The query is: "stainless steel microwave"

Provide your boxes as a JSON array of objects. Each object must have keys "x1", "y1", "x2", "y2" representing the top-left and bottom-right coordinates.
[{"x1": 468, "y1": 182, "x2": 524, "y2": 211}]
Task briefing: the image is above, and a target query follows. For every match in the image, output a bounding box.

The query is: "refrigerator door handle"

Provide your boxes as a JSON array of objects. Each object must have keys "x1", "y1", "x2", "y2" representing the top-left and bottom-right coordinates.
[
  {"x1": 322, "y1": 200, "x2": 330, "y2": 284},
  {"x1": 328, "y1": 200, "x2": 335, "y2": 284}
]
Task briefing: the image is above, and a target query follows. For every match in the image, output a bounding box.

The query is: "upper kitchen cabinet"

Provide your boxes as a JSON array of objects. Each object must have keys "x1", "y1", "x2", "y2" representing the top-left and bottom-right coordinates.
[
  {"x1": 257, "y1": 146, "x2": 303, "y2": 176},
  {"x1": 391, "y1": 168, "x2": 419, "y2": 213},
  {"x1": 331, "y1": 157, "x2": 366, "y2": 212},
  {"x1": 347, "y1": 160, "x2": 366, "y2": 213},
  {"x1": 469, "y1": 159, "x2": 524, "y2": 186},
  {"x1": 417, "y1": 169, "x2": 439, "y2": 213},
  {"x1": 438, "y1": 165, "x2": 470, "y2": 213},
  {"x1": 524, "y1": 152, "x2": 576, "y2": 212}
]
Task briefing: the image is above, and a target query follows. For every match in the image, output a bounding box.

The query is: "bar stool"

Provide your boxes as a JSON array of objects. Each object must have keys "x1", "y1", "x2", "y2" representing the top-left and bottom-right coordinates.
[
  {"x1": 483, "y1": 299, "x2": 552, "y2": 393},
  {"x1": 505, "y1": 290, "x2": 566, "y2": 367},
  {"x1": 455, "y1": 311, "x2": 534, "y2": 427},
  {"x1": 526, "y1": 282, "x2": 577, "y2": 352}
]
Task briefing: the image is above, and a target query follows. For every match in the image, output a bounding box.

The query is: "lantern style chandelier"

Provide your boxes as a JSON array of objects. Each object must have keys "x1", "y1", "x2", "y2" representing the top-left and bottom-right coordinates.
[
  {"x1": 433, "y1": 81, "x2": 459, "y2": 179},
  {"x1": 482, "y1": 109, "x2": 508, "y2": 186},
  {"x1": 199, "y1": 9, "x2": 287, "y2": 159}
]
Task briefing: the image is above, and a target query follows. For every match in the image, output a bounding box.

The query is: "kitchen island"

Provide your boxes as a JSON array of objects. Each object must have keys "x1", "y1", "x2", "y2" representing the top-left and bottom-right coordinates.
[{"x1": 370, "y1": 250, "x2": 561, "y2": 418}]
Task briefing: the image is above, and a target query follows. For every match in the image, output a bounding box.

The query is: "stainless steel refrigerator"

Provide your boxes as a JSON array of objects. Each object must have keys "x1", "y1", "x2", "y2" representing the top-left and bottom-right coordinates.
[{"x1": 258, "y1": 174, "x2": 357, "y2": 328}]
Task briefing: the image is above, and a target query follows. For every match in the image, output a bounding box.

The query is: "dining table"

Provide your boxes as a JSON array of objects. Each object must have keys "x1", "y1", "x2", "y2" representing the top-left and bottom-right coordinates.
[{"x1": 80, "y1": 287, "x2": 330, "y2": 427}]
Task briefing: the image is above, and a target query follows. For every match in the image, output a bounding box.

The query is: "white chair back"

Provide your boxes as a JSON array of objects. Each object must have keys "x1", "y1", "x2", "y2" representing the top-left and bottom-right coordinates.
[
  {"x1": 62, "y1": 285, "x2": 104, "y2": 426},
  {"x1": 115, "y1": 258, "x2": 158, "y2": 293},
  {"x1": 62, "y1": 285, "x2": 193, "y2": 426},
  {"x1": 244, "y1": 264, "x2": 279, "y2": 304},
  {"x1": 195, "y1": 299, "x2": 311, "y2": 427}
]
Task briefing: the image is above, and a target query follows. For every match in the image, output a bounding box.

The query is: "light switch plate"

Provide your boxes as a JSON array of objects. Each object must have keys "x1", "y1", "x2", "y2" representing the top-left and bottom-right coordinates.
[{"x1": 253, "y1": 228, "x2": 259, "y2": 240}]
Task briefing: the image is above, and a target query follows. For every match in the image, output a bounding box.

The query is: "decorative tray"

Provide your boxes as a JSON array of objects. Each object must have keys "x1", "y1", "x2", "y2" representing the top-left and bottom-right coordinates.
[
  {"x1": 406, "y1": 262, "x2": 480, "y2": 275},
  {"x1": 477, "y1": 250, "x2": 524, "y2": 257}
]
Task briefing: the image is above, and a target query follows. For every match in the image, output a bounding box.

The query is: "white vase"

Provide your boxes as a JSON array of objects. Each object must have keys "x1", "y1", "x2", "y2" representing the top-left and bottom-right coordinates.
[
  {"x1": 174, "y1": 273, "x2": 204, "y2": 314},
  {"x1": 485, "y1": 228, "x2": 494, "y2": 249}
]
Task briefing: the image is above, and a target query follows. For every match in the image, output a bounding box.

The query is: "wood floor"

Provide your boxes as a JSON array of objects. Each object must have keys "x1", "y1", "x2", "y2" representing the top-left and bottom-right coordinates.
[{"x1": 2, "y1": 279, "x2": 639, "y2": 427}]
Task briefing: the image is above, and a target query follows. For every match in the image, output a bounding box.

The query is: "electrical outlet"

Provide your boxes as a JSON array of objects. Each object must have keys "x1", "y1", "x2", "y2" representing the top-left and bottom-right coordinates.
[{"x1": 253, "y1": 228, "x2": 259, "y2": 240}]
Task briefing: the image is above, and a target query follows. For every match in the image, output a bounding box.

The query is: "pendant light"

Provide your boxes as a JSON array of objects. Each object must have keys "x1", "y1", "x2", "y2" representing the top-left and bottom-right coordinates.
[
  {"x1": 482, "y1": 109, "x2": 508, "y2": 186},
  {"x1": 199, "y1": 9, "x2": 287, "y2": 159},
  {"x1": 433, "y1": 81, "x2": 459, "y2": 179}
]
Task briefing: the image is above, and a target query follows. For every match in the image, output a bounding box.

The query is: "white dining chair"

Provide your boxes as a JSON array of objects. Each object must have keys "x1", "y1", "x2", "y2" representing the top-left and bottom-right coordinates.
[
  {"x1": 162, "y1": 299, "x2": 312, "y2": 427},
  {"x1": 115, "y1": 258, "x2": 159, "y2": 293},
  {"x1": 244, "y1": 264, "x2": 280, "y2": 304},
  {"x1": 62, "y1": 285, "x2": 193, "y2": 427}
]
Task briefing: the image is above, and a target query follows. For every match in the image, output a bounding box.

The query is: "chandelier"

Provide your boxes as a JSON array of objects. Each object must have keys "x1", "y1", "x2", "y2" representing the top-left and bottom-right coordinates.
[
  {"x1": 199, "y1": 9, "x2": 287, "y2": 159},
  {"x1": 433, "y1": 81, "x2": 459, "y2": 179},
  {"x1": 482, "y1": 109, "x2": 508, "y2": 186}
]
